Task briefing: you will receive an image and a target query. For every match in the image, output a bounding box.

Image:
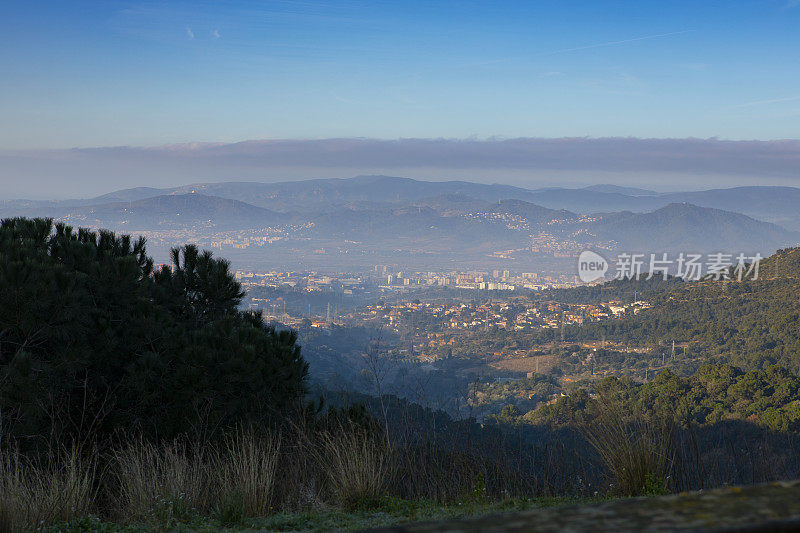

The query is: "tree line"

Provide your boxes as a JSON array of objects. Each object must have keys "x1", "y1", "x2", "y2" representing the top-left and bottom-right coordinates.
[{"x1": 0, "y1": 218, "x2": 308, "y2": 450}]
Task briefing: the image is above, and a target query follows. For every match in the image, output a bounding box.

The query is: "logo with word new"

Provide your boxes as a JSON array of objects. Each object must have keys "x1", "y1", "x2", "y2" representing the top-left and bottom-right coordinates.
[{"x1": 578, "y1": 250, "x2": 609, "y2": 283}]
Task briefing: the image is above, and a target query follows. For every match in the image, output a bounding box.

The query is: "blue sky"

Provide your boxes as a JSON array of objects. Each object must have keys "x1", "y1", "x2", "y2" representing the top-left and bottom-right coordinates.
[{"x1": 1, "y1": 0, "x2": 799, "y2": 150}]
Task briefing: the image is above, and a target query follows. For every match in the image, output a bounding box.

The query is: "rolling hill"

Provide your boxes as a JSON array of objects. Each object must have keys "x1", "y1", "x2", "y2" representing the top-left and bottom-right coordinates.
[
  {"x1": 54, "y1": 193, "x2": 285, "y2": 230},
  {"x1": 488, "y1": 199, "x2": 578, "y2": 224},
  {"x1": 587, "y1": 203, "x2": 799, "y2": 252}
]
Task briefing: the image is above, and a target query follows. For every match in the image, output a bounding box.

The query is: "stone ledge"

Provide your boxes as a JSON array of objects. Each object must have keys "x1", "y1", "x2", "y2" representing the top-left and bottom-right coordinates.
[{"x1": 366, "y1": 481, "x2": 800, "y2": 532}]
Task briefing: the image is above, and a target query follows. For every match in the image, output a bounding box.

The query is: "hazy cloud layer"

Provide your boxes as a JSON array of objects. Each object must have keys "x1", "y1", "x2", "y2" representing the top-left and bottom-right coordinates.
[{"x1": 2, "y1": 137, "x2": 799, "y2": 199}]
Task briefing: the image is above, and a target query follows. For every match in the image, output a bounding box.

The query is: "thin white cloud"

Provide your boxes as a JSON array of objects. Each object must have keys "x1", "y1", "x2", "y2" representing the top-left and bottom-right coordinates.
[
  {"x1": 211, "y1": 29, "x2": 220, "y2": 39},
  {"x1": 733, "y1": 95, "x2": 800, "y2": 108},
  {"x1": 540, "y1": 30, "x2": 692, "y2": 56},
  {"x1": 386, "y1": 31, "x2": 691, "y2": 84},
  {"x1": 185, "y1": 26, "x2": 194, "y2": 39},
  {"x1": 680, "y1": 62, "x2": 708, "y2": 71}
]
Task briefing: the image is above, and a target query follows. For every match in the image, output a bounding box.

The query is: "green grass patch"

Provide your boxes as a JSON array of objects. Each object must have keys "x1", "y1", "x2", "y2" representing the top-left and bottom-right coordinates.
[{"x1": 43, "y1": 496, "x2": 589, "y2": 532}]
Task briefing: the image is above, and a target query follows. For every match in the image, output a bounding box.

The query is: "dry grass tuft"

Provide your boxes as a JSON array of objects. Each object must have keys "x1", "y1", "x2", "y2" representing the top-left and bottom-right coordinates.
[
  {"x1": 315, "y1": 428, "x2": 393, "y2": 510},
  {"x1": 113, "y1": 431, "x2": 282, "y2": 525},
  {"x1": 215, "y1": 430, "x2": 281, "y2": 518},
  {"x1": 0, "y1": 446, "x2": 95, "y2": 532},
  {"x1": 113, "y1": 438, "x2": 212, "y2": 523},
  {"x1": 582, "y1": 400, "x2": 676, "y2": 496}
]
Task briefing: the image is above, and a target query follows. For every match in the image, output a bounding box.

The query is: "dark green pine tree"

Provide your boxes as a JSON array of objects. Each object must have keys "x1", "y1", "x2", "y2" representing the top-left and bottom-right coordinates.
[{"x1": 0, "y1": 218, "x2": 308, "y2": 450}]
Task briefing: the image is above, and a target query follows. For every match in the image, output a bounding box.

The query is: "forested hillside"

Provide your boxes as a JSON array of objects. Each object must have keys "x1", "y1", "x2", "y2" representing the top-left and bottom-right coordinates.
[
  {"x1": 529, "y1": 363, "x2": 800, "y2": 432},
  {"x1": 550, "y1": 248, "x2": 800, "y2": 372}
]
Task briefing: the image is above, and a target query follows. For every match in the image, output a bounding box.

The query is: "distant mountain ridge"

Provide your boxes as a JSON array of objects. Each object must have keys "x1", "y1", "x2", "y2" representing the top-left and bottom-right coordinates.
[
  {"x1": 142, "y1": 177, "x2": 800, "y2": 230},
  {"x1": 42, "y1": 193, "x2": 284, "y2": 230},
  {"x1": 588, "y1": 203, "x2": 798, "y2": 252},
  {"x1": 92, "y1": 187, "x2": 168, "y2": 203},
  {"x1": 581, "y1": 184, "x2": 658, "y2": 196},
  {"x1": 2, "y1": 176, "x2": 799, "y2": 266},
  {"x1": 411, "y1": 194, "x2": 491, "y2": 214},
  {"x1": 167, "y1": 175, "x2": 549, "y2": 210},
  {"x1": 8, "y1": 175, "x2": 799, "y2": 229}
]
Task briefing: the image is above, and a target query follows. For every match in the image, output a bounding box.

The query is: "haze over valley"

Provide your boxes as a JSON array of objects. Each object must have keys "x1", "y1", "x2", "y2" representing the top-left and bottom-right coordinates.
[{"x1": 3, "y1": 175, "x2": 798, "y2": 276}]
